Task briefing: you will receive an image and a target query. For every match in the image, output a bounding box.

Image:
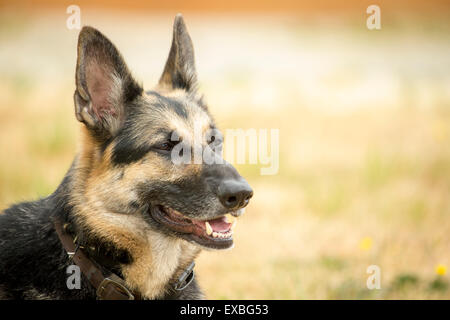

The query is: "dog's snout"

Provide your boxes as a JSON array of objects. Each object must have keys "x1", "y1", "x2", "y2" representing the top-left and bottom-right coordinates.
[
  {"x1": 218, "y1": 179, "x2": 253, "y2": 210},
  {"x1": 203, "y1": 162, "x2": 253, "y2": 211}
]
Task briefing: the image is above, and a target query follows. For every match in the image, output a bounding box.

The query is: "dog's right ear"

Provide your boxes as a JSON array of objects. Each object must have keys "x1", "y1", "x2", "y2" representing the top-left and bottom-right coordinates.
[
  {"x1": 158, "y1": 14, "x2": 198, "y2": 92},
  {"x1": 74, "y1": 26, "x2": 142, "y2": 139}
]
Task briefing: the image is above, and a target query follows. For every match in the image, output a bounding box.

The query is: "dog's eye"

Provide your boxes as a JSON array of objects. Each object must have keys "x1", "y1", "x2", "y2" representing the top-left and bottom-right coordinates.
[{"x1": 155, "y1": 141, "x2": 175, "y2": 152}]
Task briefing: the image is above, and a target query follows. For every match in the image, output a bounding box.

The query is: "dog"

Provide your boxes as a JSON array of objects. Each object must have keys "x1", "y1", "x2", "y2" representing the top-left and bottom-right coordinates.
[{"x1": 0, "y1": 14, "x2": 253, "y2": 300}]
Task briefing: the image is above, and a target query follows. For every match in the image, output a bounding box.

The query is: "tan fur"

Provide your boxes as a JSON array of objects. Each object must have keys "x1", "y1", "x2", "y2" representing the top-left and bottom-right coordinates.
[
  {"x1": 67, "y1": 20, "x2": 217, "y2": 297},
  {"x1": 69, "y1": 125, "x2": 202, "y2": 299}
]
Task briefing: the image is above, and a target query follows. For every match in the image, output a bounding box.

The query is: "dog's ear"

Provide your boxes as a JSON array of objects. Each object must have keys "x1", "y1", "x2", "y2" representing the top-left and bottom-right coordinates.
[
  {"x1": 74, "y1": 26, "x2": 142, "y2": 139},
  {"x1": 159, "y1": 14, "x2": 197, "y2": 92}
]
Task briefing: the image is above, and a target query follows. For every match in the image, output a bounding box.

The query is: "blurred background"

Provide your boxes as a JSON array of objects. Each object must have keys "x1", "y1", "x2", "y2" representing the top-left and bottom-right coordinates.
[{"x1": 1, "y1": 0, "x2": 450, "y2": 299}]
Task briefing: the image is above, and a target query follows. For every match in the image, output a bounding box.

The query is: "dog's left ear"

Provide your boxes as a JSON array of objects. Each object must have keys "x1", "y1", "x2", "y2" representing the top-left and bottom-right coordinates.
[
  {"x1": 159, "y1": 14, "x2": 198, "y2": 92},
  {"x1": 74, "y1": 26, "x2": 142, "y2": 139}
]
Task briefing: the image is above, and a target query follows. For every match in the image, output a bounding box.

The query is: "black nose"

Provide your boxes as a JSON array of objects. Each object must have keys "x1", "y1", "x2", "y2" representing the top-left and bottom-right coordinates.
[{"x1": 218, "y1": 179, "x2": 253, "y2": 210}]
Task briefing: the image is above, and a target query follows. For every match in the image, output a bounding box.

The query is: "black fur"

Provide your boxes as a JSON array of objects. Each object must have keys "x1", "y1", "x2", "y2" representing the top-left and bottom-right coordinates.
[
  {"x1": 146, "y1": 91, "x2": 189, "y2": 119},
  {"x1": 0, "y1": 15, "x2": 251, "y2": 300},
  {"x1": 0, "y1": 19, "x2": 206, "y2": 299},
  {"x1": 0, "y1": 171, "x2": 96, "y2": 299},
  {"x1": 0, "y1": 167, "x2": 202, "y2": 300}
]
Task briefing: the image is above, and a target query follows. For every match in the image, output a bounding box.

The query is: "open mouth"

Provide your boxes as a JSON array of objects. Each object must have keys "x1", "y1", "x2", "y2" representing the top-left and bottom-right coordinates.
[{"x1": 149, "y1": 205, "x2": 243, "y2": 249}]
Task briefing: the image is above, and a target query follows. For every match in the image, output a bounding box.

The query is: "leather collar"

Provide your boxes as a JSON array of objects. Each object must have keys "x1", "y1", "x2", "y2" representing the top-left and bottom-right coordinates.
[{"x1": 54, "y1": 219, "x2": 195, "y2": 300}]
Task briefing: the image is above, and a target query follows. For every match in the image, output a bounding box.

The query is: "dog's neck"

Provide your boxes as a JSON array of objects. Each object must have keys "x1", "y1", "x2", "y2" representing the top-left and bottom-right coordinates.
[{"x1": 54, "y1": 128, "x2": 201, "y2": 299}]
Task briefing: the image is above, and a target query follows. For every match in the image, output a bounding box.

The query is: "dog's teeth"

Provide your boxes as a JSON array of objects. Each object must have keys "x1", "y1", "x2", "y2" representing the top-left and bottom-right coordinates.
[
  {"x1": 210, "y1": 229, "x2": 234, "y2": 239},
  {"x1": 205, "y1": 221, "x2": 213, "y2": 235},
  {"x1": 231, "y1": 220, "x2": 237, "y2": 230}
]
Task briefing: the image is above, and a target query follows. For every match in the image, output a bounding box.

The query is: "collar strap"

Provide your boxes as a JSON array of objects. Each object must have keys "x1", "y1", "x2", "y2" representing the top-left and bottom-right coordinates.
[
  {"x1": 54, "y1": 219, "x2": 195, "y2": 300},
  {"x1": 173, "y1": 261, "x2": 195, "y2": 292},
  {"x1": 54, "y1": 219, "x2": 138, "y2": 300}
]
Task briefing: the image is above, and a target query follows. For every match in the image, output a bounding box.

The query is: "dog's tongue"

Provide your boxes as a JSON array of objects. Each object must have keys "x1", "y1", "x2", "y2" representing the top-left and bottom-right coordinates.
[
  {"x1": 207, "y1": 216, "x2": 231, "y2": 232},
  {"x1": 192, "y1": 216, "x2": 231, "y2": 232}
]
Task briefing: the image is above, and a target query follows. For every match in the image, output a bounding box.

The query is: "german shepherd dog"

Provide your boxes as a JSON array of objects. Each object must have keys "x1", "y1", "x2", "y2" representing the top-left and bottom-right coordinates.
[{"x1": 0, "y1": 15, "x2": 253, "y2": 300}]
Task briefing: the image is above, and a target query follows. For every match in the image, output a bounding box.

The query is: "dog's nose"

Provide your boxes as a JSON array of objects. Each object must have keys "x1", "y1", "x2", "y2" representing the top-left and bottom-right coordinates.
[{"x1": 218, "y1": 179, "x2": 253, "y2": 210}]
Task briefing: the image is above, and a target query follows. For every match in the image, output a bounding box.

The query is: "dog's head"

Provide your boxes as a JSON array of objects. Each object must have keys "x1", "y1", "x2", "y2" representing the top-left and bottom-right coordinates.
[{"x1": 72, "y1": 15, "x2": 252, "y2": 250}]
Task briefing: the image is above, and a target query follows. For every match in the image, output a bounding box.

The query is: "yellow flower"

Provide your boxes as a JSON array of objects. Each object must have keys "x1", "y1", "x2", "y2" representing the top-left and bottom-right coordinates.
[
  {"x1": 359, "y1": 237, "x2": 373, "y2": 251},
  {"x1": 435, "y1": 264, "x2": 447, "y2": 276}
]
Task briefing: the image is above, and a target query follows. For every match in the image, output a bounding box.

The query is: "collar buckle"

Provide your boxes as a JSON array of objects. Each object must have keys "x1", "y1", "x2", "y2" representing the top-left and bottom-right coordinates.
[
  {"x1": 97, "y1": 276, "x2": 135, "y2": 300},
  {"x1": 173, "y1": 261, "x2": 195, "y2": 291}
]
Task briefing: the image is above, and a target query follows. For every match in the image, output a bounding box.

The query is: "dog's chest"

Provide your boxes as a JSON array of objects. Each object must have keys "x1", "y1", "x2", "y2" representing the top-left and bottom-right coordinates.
[{"x1": 127, "y1": 233, "x2": 198, "y2": 299}]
